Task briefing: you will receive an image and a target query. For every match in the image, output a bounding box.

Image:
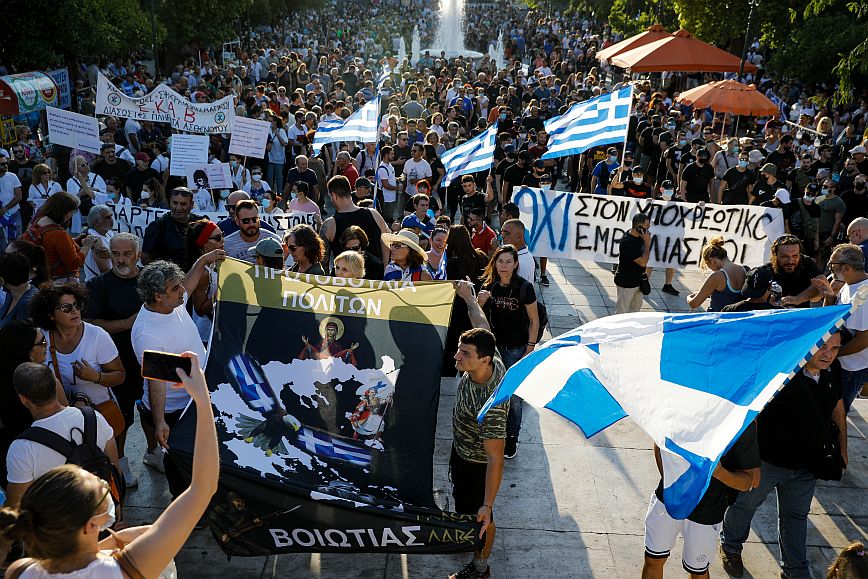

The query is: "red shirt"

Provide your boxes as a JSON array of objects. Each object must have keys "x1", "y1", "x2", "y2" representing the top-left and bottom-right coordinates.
[
  {"x1": 342, "y1": 164, "x2": 359, "y2": 188},
  {"x1": 471, "y1": 223, "x2": 497, "y2": 254}
]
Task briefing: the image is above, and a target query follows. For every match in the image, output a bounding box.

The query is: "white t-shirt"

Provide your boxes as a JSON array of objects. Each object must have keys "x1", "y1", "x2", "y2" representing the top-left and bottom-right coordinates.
[
  {"x1": 28, "y1": 181, "x2": 63, "y2": 210},
  {"x1": 131, "y1": 301, "x2": 206, "y2": 412},
  {"x1": 19, "y1": 552, "x2": 124, "y2": 578},
  {"x1": 46, "y1": 323, "x2": 119, "y2": 405},
  {"x1": 838, "y1": 278, "x2": 868, "y2": 371},
  {"x1": 114, "y1": 144, "x2": 135, "y2": 164},
  {"x1": 83, "y1": 230, "x2": 114, "y2": 282},
  {"x1": 193, "y1": 189, "x2": 217, "y2": 212},
  {"x1": 376, "y1": 163, "x2": 397, "y2": 202},
  {"x1": 517, "y1": 246, "x2": 535, "y2": 284},
  {"x1": 402, "y1": 158, "x2": 432, "y2": 197},
  {"x1": 6, "y1": 406, "x2": 114, "y2": 484},
  {"x1": 151, "y1": 154, "x2": 170, "y2": 175},
  {"x1": 124, "y1": 119, "x2": 142, "y2": 152},
  {"x1": 0, "y1": 171, "x2": 22, "y2": 215},
  {"x1": 66, "y1": 174, "x2": 108, "y2": 235},
  {"x1": 268, "y1": 128, "x2": 288, "y2": 164}
]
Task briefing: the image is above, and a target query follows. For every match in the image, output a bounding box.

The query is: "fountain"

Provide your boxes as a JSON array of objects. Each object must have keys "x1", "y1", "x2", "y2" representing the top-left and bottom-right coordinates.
[
  {"x1": 495, "y1": 29, "x2": 505, "y2": 70},
  {"x1": 397, "y1": 36, "x2": 407, "y2": 68},
  {"x1": 411, "y1": 25, "x2": 421, "y2": 67},
  {"x1": 421, "y1": 0, "x2": 483, "y2": 60}
]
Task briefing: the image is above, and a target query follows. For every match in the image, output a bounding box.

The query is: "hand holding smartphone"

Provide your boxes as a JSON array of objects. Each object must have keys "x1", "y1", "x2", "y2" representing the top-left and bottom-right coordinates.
[{"x1": 141, "y1": 350, "x2": 194, "y2": 384}]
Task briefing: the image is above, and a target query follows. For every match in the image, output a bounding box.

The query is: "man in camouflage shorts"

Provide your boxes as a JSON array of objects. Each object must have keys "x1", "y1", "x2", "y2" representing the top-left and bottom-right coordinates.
[{"x1": 448, "y1": 280, "x2": 509, "y2": 579}]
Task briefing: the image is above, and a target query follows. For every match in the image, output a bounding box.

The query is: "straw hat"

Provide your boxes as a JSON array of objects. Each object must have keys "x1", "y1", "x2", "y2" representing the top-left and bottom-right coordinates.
[{"x1": 382, "y1": 229, "x2": 427, "y2": 261}]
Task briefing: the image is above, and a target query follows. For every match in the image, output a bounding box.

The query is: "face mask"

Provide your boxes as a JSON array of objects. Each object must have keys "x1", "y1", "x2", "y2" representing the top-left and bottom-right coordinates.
[
  {"x1": 230, "y1": 160, "x2": 238, "y2": 168},
  {"x1": 667, "y1": 123, "x2": 676, "y2": 130},
  {"x1": 803, "y1": 195, "x2": 815, "y2": 203},
  {"x1": 252, "y1": 174, "x2": 262, "y2": 181},
  {"x1": 730, "y1": 145, "x2": 739, "y2": 153},
  {"x1": 500, "y1": 113, "x2": 507, "y2": 120},
  {"x1": 140, "y1": 190, "x2": 151, "y2": 200},
  {"x1": 821, "y1": 188, "x2": 829, "y2": 195},
  {"x1": 262, "y1": 199, "x2": 272, "y2": 209},
  {"x1": 608, "y1": 155, "x2": 618, "y2": 163},
  {"x1": 540, "y1": 183, "x2": 551, "y2": 191},
  {"x1": 219, "y1": 190, "x2": 229, "y2": 199},
  {"x1": 738, "y1": 160, "x2": 749, "y2": 168},
  {"x1": 662, "y1": 189, "x2": 674, "y2": 199},
  {"x1": 679, "y1": 139, "x2": 687, "y2": 146},
  {"x1": 633, "y1": 177, "x2": 643, "y2": 185},
  {"x1": 98, "y1": 499, "x2": 116, "y2": 532}
]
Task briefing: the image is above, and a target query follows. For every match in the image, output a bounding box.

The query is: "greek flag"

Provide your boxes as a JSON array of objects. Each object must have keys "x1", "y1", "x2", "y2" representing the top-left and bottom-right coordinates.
[
  {"x1": 541, "y1": 86, "x2": 633, "y2": 160},
  {"x1": 296, "y1": 427, "x2": 372, "y2": 467},
  {"x1": 433, "y1": 252, "x2": 447, "y2": 280},
  {"x1": 767, "y1": 91, "x2": 788, "y2": 122},
  {"x1": 377, "y1": 67, "x2": 391, "y2": 90},
  {"x1": 312, "y1": 96, "x2": 381, "y2": 154},
  {"x1": 478, "y1": 305, "x2": 856, "y2": 518},
  {"x1": 440, "y1": 121, "x2": 498, "y2": 187}
]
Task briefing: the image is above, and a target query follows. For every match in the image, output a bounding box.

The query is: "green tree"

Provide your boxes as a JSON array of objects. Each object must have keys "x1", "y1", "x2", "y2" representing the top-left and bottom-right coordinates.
[{"x1": 606, "y1": 0, "x2": 678, "y2": 36}]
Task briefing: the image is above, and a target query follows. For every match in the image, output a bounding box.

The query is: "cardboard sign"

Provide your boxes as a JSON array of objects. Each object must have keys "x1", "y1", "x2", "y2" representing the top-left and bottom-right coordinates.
[
  {"x1": 169, "y1": 134, "x2": 209, "y2": 177},
  {"x1": 46, "y1": 106, "x2": 101, "y2": 154},
  {"x1": 228, "y1": 116, "x2": 271, "y2": 159}
]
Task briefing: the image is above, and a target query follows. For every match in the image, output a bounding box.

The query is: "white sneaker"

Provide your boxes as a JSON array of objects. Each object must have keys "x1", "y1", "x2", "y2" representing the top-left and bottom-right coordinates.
[
  {"x1": 119, "y1": 457, "x2": 138, "y2": 489},
  {"x1": 143, "y1": 448, "x2": 165, "y2": 473}
]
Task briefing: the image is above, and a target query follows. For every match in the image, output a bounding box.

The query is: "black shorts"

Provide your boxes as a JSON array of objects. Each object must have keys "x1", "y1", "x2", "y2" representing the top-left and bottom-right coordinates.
[
  {"x1": 112, "y1": 380, "x2": 144, "y2": 430},
  {"x1": 136, "y1": 401, "x2": 185, "y2": 429},
  {"x1": 449, "y1": 446, "x2": 490, "y2": 517}
]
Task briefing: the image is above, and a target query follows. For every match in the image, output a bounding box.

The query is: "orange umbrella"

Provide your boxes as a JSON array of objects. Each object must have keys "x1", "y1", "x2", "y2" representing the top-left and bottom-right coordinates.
[
  {"x1": 610, "y1": 29, "x2": 757, "y2": 73},
  {"x1": 596, "y1": 24, "x2": 670, "y2": 62},
  {"x1": 675, "y1": 80, "x2": 778, "y2": 116}
]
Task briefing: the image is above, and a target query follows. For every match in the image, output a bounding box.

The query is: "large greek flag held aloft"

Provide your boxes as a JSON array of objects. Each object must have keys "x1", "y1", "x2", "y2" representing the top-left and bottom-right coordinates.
[
  {"x1": 440, "y1": 121, "x2": 498, "y2": 187},
  {"x1": 312, "y1": 96, "x2": 381, "y2": 154},
  {"x1": 478, "y1": 305, "x2": 855, "y2": 518},
  {"x1": 541, "y1": 86, "x2": 633, "y2": 160}
]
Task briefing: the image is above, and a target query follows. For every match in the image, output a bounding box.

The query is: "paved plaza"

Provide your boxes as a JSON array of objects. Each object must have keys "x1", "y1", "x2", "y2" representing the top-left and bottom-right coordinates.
[{"x1": 124, "y1": 260, "x2": 868, "y2": 578}]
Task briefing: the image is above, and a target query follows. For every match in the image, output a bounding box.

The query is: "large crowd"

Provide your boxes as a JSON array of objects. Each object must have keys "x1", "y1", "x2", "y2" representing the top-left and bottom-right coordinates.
[{"x1": 0, "y1": 0, "x2": 866, "y2": 577}]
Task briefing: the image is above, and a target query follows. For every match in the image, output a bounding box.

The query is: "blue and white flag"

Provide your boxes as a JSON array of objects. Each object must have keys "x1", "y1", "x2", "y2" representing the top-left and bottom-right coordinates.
[
  {"x1": 767, "y1": 91, "x2": 788, "y2": 123},
  {"x1": 440, "y1": 121, "x2": 498, "y2": 187},
  {"x1": 312, "y1": 96, "x2": 381, "y2": 154},
  {"x1": 542, "y1": 86, "x2": 633, "y2": 160},
  {"x1": 478, "y1": 305, "x2": 855, "y2": 518},
  {"x1": 296, "y1": 426, "x2": 372, "y2": 467},
  {"x1": 377, "y1": 67, "x2": 391, "y2": 90},
  {"x1": 433, "y1": 252, "x2": 448, "y2": 280}
]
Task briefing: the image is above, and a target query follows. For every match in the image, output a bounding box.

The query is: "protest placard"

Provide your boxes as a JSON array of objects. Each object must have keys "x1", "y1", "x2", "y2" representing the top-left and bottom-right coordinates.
[
  {"x1": 185, "y1": 163, "x2": 233, "y2": 191},
  {"x1": 46, "y1": 106, "x2": 101, "y2": 154},
  {"x1": 95, "y1": 73, "x2": 235, "y2": 134},
  {"x1": 228, "y1": 117, "x2": 271, "y2": 158},
  {"x1": 169, "y1": 134, "x2": 209, "y2": 177},
  {"x1": 514, "y1": 186, "x2": 785, "y2": 270},
  {"x1": 47, "y1": 69, "x2": 71, "y2": 110}
]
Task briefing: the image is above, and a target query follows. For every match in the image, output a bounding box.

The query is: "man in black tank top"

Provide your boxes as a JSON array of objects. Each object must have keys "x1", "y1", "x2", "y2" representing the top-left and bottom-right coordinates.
[{"x1": 320, "y1": 175, "x2": 390, "y2": 264}]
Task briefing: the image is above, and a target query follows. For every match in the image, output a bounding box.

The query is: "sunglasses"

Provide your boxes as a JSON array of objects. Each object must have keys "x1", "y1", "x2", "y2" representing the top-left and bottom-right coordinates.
[
  {"x1": 56, "y1": 301, "x2": 85, "y2": 313},
  {"x1": 208, "y1": 233, "x2": 224, "y2": 242},
  {"x1": 240, "y1": 216, "x2": 260, "y2": 224},
  {"x1": 390, "y1": 243, "x2": 409, "y2": 250},
  {"x1": 286, "y1": 244, "x2": 299, "y2": 251},
  {"x1": 33, "y1": 335, "x2": 47, "y2": 347},
  {"x1": 345, "y1": 244, "x2": 361, "y2": 251}
]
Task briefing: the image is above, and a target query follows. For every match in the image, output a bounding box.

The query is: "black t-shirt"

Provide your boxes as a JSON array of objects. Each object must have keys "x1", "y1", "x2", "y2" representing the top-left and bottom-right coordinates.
[
  {"x1": 766, "y1": 148, "x2": 796, "y2": 172},
  {"x1": 721, "y1": 299, "x2": 780, "y2": 312},
  {"x1": 502, "y1": 163, "x2": 530, "y2": 199},
  {"x1": 620, "y1": 181, "x2": 654, "y2": 199},
  {"x1": 769, "y1": 257, "x2": 821, "y2": 305},
  {"x1": 403, "y1": 195, "x2": 441, "y2": 214},
  {"x1": 84, "y1": 271, "x2": 143, "y2": 386},
  {"x1": 483, "y1": 277, "x2": 536, "y2": 349},
  {"x1": 93, "y1": 158, "x2": 132, "y2": 183},
  {"x1": 123, "y1": 167, "x2": 158, "y2": 201},
  {"x1": 840, "y1": 190, "x2": 868, "y2": 228},
  {"x1": 680, "y1": 161, "x2": 714, "y2": 203},
  {"x1": 655, "y1": 421, "x2": 760, "y2": 525},
  {"x1": 721, "y1": 167, "x2": 756, "y2": 205},
  {"x1": 332, "y1": 208, "x2": 384, "y2": 261},
  {"x1": 142, "y1": 213, "x2": 201, "y2": 266},
  {"x1": 752, "y1": 176, "x2": 779, "y2": 205},
  {"x1": 615, "y1": 232, "x2": 645, "y2": 288},
  {"x1": 758, "y1": 366, "x2": 843, "y2": 470},
  {"x1": 460, "y1": 192, "x2": 487, "y2": 226}
]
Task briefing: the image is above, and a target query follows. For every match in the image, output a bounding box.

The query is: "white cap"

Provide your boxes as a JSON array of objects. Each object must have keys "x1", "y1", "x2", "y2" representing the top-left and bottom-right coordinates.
[
  {"x1": 850, "y1": 145, "x2": 866, "y2": 155},
  {"x1": 775, "y1": 188, "x2": 791, "y2": 204}
]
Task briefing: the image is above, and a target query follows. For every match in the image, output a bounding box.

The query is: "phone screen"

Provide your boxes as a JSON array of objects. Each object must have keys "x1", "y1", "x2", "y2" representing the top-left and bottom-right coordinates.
[{"x1": 141, "y1": 350, "x2": 193, "y2": 383}]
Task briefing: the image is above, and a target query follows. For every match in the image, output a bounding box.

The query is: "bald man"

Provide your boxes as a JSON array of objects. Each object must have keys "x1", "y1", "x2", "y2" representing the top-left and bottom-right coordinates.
[
  {"x1": 217, "y1": 190, "x2": 276, "y2": 236},
  {"x1": 847, "y1": 217, "x2": 868, "y2": 267}
]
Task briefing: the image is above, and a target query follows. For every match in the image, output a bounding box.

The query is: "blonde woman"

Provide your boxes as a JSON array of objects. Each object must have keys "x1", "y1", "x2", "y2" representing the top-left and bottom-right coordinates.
[
  {"x1": 28, "y1": 164, "x2": 62, "y2": 212},
  {"x1": 333, "y1": 250, "x2": 365, "y2": 279},
  {"x1": 687, "y1": 236, "x2": 746, "y2": 311}
]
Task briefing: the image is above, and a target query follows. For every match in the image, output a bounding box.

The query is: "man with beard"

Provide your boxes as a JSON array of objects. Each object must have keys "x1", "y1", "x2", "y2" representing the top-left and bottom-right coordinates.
[
  {"x1": 768, "y1": 234, "x2": 825, "y2": 307},
  {"x1": 84, "y1": 233, "x2": 145, "y2": 488},
  {"x1": 223, "y1": 200, "x2": 282, "y2": 263},
  {"x1": 141, "y1": 187, "x2": 201, "y2": 266}
]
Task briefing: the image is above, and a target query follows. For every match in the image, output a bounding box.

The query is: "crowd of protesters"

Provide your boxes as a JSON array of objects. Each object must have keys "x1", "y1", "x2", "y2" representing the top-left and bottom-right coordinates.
[{"x1": 0, "y1": 0, "x2": 866, "y2": 577}]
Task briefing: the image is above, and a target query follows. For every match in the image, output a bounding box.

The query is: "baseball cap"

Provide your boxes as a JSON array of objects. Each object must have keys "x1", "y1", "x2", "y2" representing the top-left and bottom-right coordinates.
[
  {"x1": 741, "y1": 266, "x2": 773, "y2": 299},
  {"x1": 134, "y1": 152, "x2": 149, "y2": 162},
  {"x1": 503, "y1": 144, "x2": 516, "y2": 154},
  {"x1": 774, "y1": 188, "x2": 791, "y2": 204},
  {"x1": 760, "y1": 163, "x2": 778, "y2": 176},
  {"x1": 850, "y1": 145, "x2": 867, "y2": 155},
  {"x1": 533, "y1": 159, "x2": 545, "y2": 168},
  {"x1": 355, "y1": 177, "x2": 372, "y2": 189},
  {"x1": 805, "y1": 182, "x2": 819, "y2": 194},
  {"x1": 255, "y1": 237, "x2": 284, "y2": 258}
]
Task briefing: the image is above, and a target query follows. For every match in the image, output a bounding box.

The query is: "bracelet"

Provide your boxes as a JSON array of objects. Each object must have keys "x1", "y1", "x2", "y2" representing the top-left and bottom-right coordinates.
[
  {"x1": 527, "y1": 342, "x2": 537, "y2": 347},
  {"x1": 96, "y1": 371, "x2": 102, "y2": 385},
  {"x1": 482, "y1": 504, "x2": 492, "y2": 511}
]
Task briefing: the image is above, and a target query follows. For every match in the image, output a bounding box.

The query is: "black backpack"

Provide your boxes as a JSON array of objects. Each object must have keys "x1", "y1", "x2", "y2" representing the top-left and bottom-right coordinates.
[
  {"x1": 17, "y1": 406, "x2": 126, "y2": 506},
  {"x1": 519, "y1": 280, "x2": 548, "y2": 343}
]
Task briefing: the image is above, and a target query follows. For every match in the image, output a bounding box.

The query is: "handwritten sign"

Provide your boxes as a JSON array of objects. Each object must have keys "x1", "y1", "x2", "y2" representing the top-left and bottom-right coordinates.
[
  {"x1": 228, "y1": 116, "x2": 271, "y2": 158},
  {"x1": 185, "y1": 163, "x2": 233, "y2": 190},
  {"x1": 107, "y1": 203, "x2": 319, "y2": 238},
  {"x1": 514, "y1": 187, "x2": 785, "y2": 270},
  {"x1": 46, "y1": 106, "x2": 101, "y2": 154},
  {"x1": 169, "y1": 134, "x2": 209, "y2": 177},
  {"x1": 95, "y1": 73, "x2": 235, "y2": 134}
]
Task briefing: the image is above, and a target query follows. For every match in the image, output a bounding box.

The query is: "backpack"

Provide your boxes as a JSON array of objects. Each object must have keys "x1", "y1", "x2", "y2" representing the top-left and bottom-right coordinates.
[
  {"x1": 519, "y1": 280, "x2": 548, "y2": 343},
  {"x1": 17, "y1": 406, "x2": 126, "y2": 510},
  {"x1": 19, "y1": 222, "x2": 64, "y2": 246}
]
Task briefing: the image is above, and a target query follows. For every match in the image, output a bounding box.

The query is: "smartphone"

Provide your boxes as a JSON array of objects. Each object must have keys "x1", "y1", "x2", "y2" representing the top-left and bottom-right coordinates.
[{"x1": 141, "y1": 350, "x2": 193, "y2": 383}]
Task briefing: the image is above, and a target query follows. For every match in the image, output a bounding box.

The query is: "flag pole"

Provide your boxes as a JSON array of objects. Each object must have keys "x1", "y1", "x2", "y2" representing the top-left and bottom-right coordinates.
[{"x1": 618, "y1": 84, "x2": 635, "y2": 192}]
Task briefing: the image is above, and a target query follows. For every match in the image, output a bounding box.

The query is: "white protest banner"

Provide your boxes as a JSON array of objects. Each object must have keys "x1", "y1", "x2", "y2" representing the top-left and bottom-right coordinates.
[
  {"x1": 186, "y1": 163, "x2": 232, "y2": 190},
  {"x1": 107, "y1": 203, "x2": 319, "y2": 238},
  {"x1": 169, "y1": 134, "x2": 209, "y2": 177},
  {"x1": 46, "y1": 106, "x2": 101, "y2": 154},
  {"x1": 514, "y1": 186, "x2": 785, "y2": 270},
  {"x1": 47, "y1": 69, "x2": 71, "y2": 110},
  {"x1": 95, "y1": 73, "x2": 235, "y2": 134},
  {"x1": 228, "y1": 116, "x2": 271, "y2": 158}
]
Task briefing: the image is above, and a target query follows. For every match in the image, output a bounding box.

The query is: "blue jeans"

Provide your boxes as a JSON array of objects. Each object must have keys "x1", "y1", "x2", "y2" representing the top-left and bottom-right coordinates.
[
  {"x1": 841, "y1": 367, "x2": 868, "y2": 412},
  {"x1": 721, "y1": 461, "x2": 817, "y2": 579},
  {"x1": 500, "y1": 346, "x2": 525, "y2": 438},
  {"x1": 267, "y1": 162, "x2": 284, "y2": 198}
]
